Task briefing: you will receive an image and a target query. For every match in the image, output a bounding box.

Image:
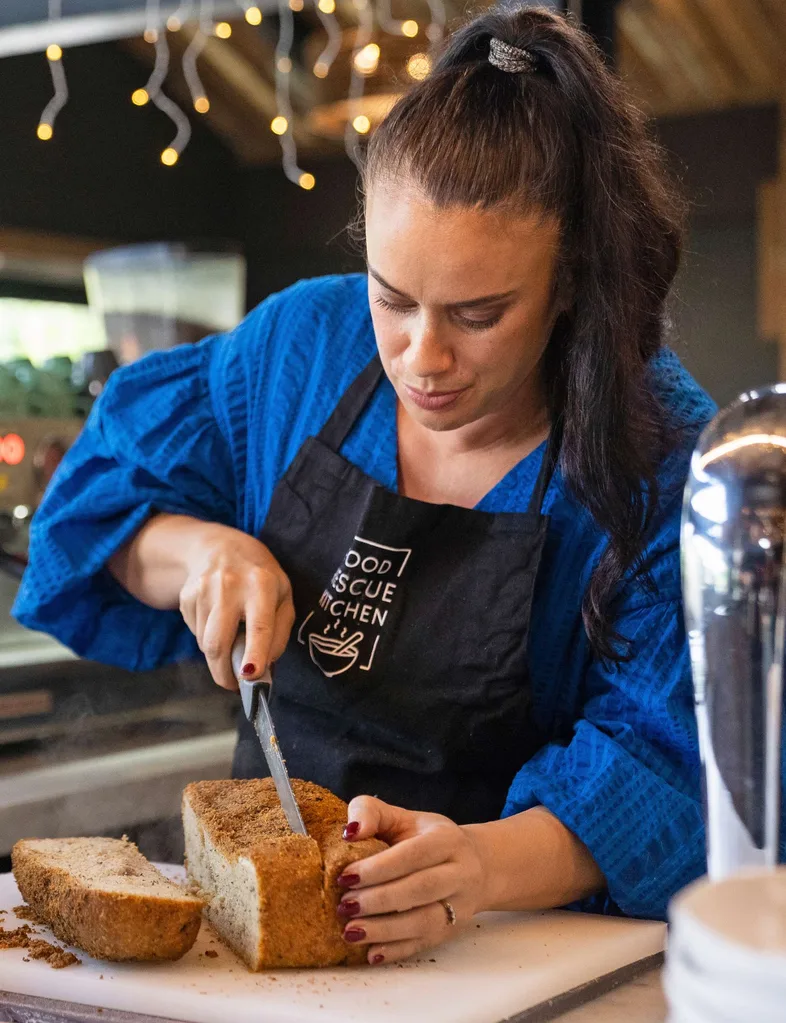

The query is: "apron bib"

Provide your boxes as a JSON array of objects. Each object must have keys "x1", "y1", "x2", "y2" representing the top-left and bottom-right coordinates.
[{"x1": 233, "y1": 356, "x2": 557, "y2": 823}]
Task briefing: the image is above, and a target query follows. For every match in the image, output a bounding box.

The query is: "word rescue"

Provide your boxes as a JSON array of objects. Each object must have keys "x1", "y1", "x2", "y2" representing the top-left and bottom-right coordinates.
[
  {"x1": 298, "y1": 536, "x2": 412, "y2": 676},
  {"x1": 321, "y1": 548, "x2": 398, "y2": 625}
]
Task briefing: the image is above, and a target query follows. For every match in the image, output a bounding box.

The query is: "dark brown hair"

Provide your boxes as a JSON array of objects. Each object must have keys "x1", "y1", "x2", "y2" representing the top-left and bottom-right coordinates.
[{"x1": 362, "y1": 4, "x2": 687, "y2": 662}]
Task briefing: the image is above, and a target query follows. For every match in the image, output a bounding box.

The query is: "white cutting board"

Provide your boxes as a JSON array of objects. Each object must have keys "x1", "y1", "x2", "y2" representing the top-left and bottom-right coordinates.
[{"x1": 0, "y1": 867, "x2": 665, "y2": 1023}]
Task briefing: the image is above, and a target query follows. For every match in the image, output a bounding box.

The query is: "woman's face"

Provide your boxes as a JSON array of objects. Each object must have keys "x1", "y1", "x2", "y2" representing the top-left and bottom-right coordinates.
[{"x1": 365, "y1": 179, "x2": 563, "y2": 433}]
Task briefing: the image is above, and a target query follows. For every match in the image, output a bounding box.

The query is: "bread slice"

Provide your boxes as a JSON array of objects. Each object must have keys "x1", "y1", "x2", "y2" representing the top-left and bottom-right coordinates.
[
  {"x1": 11, "y1": 837, "x2": 203, "y2": 962},
  {"x1": 182, "y1": 779, "x2": 386, "y2": 969}
]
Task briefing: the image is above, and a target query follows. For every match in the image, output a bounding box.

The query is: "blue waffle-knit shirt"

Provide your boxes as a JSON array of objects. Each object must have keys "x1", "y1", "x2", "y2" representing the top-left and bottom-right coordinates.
[{"x1": 15, "y1": 274, "x2": 729, "y2": 919}]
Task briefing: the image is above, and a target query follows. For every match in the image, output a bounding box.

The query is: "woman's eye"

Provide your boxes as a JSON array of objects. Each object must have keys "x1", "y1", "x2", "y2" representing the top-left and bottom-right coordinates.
[
  {"x1": 456, "y1": 312, "x2": 503, "y2": 332},
  {"x1": 373, "y1": 295, "x2": 410, "y2": 315}
]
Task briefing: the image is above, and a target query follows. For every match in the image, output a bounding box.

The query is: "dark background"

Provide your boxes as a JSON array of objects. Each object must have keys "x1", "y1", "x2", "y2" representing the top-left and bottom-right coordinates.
[{"x1": 0, "y1": 37, "x2": 778, "y2": 407}]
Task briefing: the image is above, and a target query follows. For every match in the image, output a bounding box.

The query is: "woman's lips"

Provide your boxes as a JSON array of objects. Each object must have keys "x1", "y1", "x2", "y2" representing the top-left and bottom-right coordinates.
[{"x1": 403, "y1": 384, "x2": 467, "y2": 411}]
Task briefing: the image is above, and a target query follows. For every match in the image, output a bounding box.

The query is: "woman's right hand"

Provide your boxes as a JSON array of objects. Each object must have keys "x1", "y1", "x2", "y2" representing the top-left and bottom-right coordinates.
[{"x1": 177, "y1": 523, "x2": 295, "y2": 691}]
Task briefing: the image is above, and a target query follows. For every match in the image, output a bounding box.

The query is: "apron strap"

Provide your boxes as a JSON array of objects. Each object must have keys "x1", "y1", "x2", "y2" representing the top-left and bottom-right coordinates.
[
  {"x1": 318, "y1": 354, "x2": 385, "y2": 452},
  {"x1": 526, "y1": 425, "x2": 561, "y2": 515}
]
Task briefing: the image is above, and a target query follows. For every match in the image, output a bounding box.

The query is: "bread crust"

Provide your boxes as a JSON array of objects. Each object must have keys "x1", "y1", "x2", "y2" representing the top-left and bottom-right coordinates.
[
  {"x1": 11, "y1": 838, "x2": 203, "y2": 962},
  {"x1": 183, "y1": 779, "x2": 386, "y2": 969}
]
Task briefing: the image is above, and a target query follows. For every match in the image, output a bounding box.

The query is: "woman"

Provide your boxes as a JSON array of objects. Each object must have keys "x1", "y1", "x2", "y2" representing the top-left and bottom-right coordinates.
[{"x1": 15, "y1": 6, "x2": 716, "y2": 963}]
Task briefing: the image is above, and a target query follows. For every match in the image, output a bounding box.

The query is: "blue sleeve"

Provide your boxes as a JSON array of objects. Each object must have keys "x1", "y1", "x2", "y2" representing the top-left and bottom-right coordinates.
[
  {"x1": 13, "y1": 335, "x2": 241, "y2": 671},
  {"x1": 504, "y1": 494, "x2": 704, "y2": 921}
]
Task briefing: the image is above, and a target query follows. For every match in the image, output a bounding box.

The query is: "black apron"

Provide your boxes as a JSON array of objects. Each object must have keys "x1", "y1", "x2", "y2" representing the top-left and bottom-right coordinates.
[{"x1": 233, "y1": 355, "x2": 557, "y2": 824}]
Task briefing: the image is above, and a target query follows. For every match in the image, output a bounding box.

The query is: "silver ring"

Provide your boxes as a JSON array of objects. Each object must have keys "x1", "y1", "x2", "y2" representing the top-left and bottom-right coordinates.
[{"x1": 440, "y1": 899, "x2": 457, "y2": 926}]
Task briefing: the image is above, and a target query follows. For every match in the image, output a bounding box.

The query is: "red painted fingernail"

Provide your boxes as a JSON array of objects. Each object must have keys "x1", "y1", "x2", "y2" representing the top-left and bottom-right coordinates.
[
  {"x1": 343, "y1": 927, "x2": 366, "y2": 943},
  {"x1": 337, "y1": 873, "x2": 360, "y2": 888},
  {"x1": 371, "y1": 954, "x2": 385, "y2": 965},
  {"x1": 241, "y1": 663, "x2": 256, "y2": 675},
  {"x1": 343, "y1": 821, "x2": 360, "y2": 840},
  {"x1": 337, "y1": 900, "x2": 360, "y2": 919}
]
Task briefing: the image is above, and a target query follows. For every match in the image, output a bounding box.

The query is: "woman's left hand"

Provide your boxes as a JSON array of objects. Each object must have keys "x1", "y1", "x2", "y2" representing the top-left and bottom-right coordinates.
[{"x1": 336, "y1": 796, "x2": 489, "y2": 965}]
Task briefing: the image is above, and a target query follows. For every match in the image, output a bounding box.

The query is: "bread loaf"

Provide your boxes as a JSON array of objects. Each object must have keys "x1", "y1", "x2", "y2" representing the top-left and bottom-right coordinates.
[
  {"x1": 11, "y1": 837, "x2": 203, "y2": 961},
  {"x1": 182, "y1": 779, "x2": 386, "y2": 969}
]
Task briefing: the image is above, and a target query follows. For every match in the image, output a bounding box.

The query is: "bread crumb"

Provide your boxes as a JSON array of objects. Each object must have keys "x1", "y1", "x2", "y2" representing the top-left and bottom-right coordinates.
[
  {"x1": 205, "y1": 949, "x2": 219, "y2": 958},
  {"x1": 0, "y1": 923, "x2": 79, "y2": 968},
  {"x1": 27, "y1": 938, "x2": 81, "y2": 969},
  {"x1": 13, "y1": 904, "x2": 45, "y2": 924}
]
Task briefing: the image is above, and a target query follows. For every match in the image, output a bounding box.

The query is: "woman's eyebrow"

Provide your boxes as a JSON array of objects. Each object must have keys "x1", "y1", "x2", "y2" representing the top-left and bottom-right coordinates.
[{"x1": 367, "y1": 264, "x2": 517, "y2": 308}]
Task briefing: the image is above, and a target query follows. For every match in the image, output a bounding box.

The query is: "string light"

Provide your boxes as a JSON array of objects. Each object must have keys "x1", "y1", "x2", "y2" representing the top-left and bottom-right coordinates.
[
  {"x1": 401, "y1": 19, "x2": 418, "y2": 37},
  {"x1": 167, "y1": 15, "x2": 182, "y2": 31},
  {"x1": 353, "y1": 42, "x2": 380, "y2": 75},
  {"x1": 38, "y1": 0, "x2": 68, "y2": 143},
  {"x1": 406, "y1": 52, "x2": 431, "y2": 80},
  {"x1": 289, "y1": 0, "x2": 305, "y2": 10},
  {"x1": 352, "y1": 114, "x2": 370, "y2": 134},
  {"x1": 144, "y1": 28, "x2": 159, "y2": 43},
  {"x1": 344, "y1": 0, "x2": 374, "y2": 169},
  {"x1": 134, "y1": 1, "x2": 193, "y2": 167},
  {"x1": 312, "y1": 0, "x2": 342, "y2": 80},
  {"x1": 318, "y1": 0, "x2": 336, "y2": 14},
  {"x1": 214, "y1": 21, "x2": 232, "y2": 38},
  {"x1": 182, "y1": 0, "x2": 211, "y2": 120},
  {"x1": 424, "y1": 0, "x2": 446, "y2": 46},
  {"x1": 244, "y1": 6, "x2": 262, "y2": 24},
  {"x1": 272, "y1": 0, "x2": 314, "y2": 188}
]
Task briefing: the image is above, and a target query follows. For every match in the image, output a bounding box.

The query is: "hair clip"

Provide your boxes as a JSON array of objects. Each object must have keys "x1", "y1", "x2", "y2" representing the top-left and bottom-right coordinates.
[{"x1": 488, "y1": 37, "x2": 536, "y2": 74}]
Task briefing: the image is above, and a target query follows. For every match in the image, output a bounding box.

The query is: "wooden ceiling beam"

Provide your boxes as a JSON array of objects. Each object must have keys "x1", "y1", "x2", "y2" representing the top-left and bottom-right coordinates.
[
  {"x1": 617, "y1": 1, "x2": 702, "y2": 106},
  {"x1": 688, "y1": 0, "x2": 780, "y2": 94}
]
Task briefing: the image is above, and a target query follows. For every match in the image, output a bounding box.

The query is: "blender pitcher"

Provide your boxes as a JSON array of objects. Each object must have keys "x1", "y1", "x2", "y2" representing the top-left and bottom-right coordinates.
[{"x1": 682, "y1": 386, "x2": 786, "y2": 879}]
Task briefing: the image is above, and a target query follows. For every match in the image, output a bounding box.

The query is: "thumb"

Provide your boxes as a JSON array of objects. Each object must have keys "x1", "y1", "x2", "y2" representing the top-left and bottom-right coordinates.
[{"x1": 344, "y1": 795, "x2": 415, "y2": 843}]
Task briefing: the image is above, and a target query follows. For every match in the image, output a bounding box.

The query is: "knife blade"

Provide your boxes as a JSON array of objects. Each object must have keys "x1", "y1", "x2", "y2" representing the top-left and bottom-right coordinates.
[{"x1": 231, "y1": 631, "x2": 308, "y2": 836}]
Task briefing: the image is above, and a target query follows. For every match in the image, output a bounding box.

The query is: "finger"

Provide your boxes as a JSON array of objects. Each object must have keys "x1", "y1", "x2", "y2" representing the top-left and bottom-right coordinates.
[
  {"x1": 345, "y1": 796, "x2": 420, "y2": 844},
  {"x1": 179, "y1": 587, "x2": 197, "y2": 636},
  {"x1": 338, "y1": 863, "x2": 456, "y2": 916},
  {"x1": 366, "y1": 938, "x2": 430, "y2": 966},
  {"x1": 241, "y1": 599, "x2": 276, "y2": 680},
  {"x1": 342, "y1": 903, "x2": 444, "y2": 947},
  {"x1": 201, "y1": 603, "x2": 241, "y2": 691},
  {"x1": 269, "y1": 597, "x2": 295, "y2": 663},
  {"x1": 342, "y1": 830, "x2": 456, "y2": 888}
]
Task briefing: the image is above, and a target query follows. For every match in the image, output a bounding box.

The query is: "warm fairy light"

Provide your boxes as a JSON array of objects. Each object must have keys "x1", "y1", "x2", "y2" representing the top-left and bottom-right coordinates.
[
  {"x1": 299, "y1": 172, "x2": 315, "y2": 190},
  {"x1": 215, "y1": 22, "x2": 232, "y2": 39},
  {"x1": 353, "y1": 114, "x2": 370, "y2": 134},
  {"x1": 245, "y1": 5, "x2": 262, "y2": 24},
  {"x1": 289, "y1": 0, "x2": 305, "y2": 10},
  {"x1": 131, "y1": 87, "x2": 149, "y2": 106},
  {"x1": 36, "y1": 122, "x2": 53, "y2": 141},
  {"x1": 46, "y1": 44, "x2": 62, "y2": 61},
  {"x1": 194, "y1": 96, "x2": 210, "y2": 113},
  {"x1": 278, "y1": 57, "x2": 292, "y2": 73},
  {"x1": 144, "y1": 28, "x2": 158, "y2": 43},
  {"x1": 271, "y1": 115, "x2": 288, "y2": 135},
  {"x1": 161, "y1": 146, "x2": 179, "y2": 166},
  {"x1": 318, "y1": 0, "x2": 336, "y2": 13},
  {"x1": 313, "y1": 61, "x2": 329, "y2": 78},
  {"x1": 167, "y1": 15, "x2": 181, "y2": 31},
  {"x1": 353, "y1": 42, "x2": 380, "y2": 75},
  {"x1": 406, "y1": 52, "x2": 431, "y2": 80},
  {"x1": 401, "y1": 20, "x2": 418, "y2": 37}
]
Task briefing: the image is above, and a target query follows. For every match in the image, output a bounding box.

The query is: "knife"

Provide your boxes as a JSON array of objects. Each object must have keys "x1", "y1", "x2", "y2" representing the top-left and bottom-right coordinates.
[{"x1": 231, "y1": 630, "x2": 308, "y2": 836}]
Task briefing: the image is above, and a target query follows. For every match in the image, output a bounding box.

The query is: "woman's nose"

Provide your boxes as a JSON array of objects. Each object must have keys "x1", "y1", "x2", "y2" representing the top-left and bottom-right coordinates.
[{"x1": 402, "y1": 315, "x2": 453, "y2": 378}]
